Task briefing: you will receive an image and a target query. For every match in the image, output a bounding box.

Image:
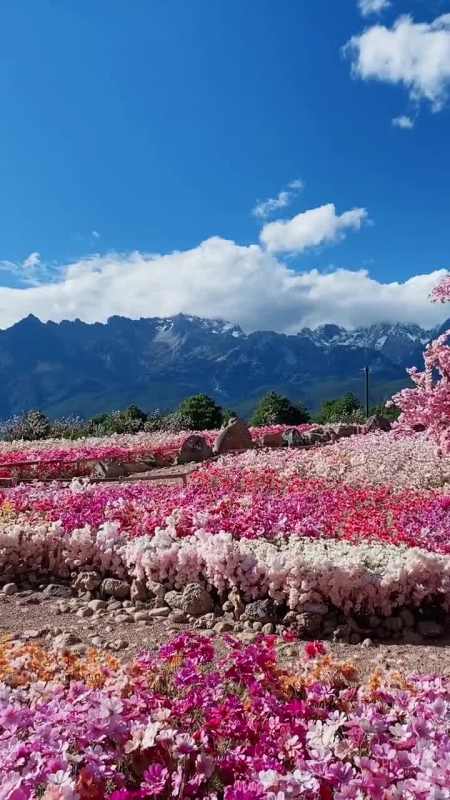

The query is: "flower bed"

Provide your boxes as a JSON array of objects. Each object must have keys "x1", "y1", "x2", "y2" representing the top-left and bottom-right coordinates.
[
  {"x1": 1, "y1": 632, "x2": 449, "y2": 799},
  {"x1": 0, "y1": 424, "x2": 315, "y2": 475}
]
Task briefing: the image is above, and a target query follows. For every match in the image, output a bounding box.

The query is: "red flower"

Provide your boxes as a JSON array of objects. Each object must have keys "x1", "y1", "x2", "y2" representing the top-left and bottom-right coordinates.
[{"x1": 304, "y1": 640, "x2": 327, "y2": 659}]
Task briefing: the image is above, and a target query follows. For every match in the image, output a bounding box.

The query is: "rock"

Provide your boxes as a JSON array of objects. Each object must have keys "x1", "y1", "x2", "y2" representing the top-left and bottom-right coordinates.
[
  {"x1": 43, "y1": 584, "x2": 72, "y2": 599},
  {"x1": 332, "y1": 424, "x2": 358, "y2": 439},
  {"x1": 349, "y1": 632, "x2": 361, "y2": 645},
  {"x1": 214, "y1": 620, "x2": 234, "y2": 633},
  {"x1": 228, "y1": 588, "x2": 244, "y2": 620},
  {"x1": 262, "y1": 622, "x2": 274, "y2": 634},
  {"x1": 164, "y1": 590, "x2": 183, "y2": 610},
  {"x1": 281, "y1": 428, "x2": 305, "y2": 448},
  {"x1": 108, "y1": 639, "x2": 128, "y2": 651},
  {"x1": 70, "y1": 644, "x2": 88, "y2": 656},
  {"x1": 73, "y1": 571, "x2": 101, "y2": 593},
  {"x1": 261, "y1": 431, "x2": 284, "y2": 447},
  {"x1": 52, "y1": 632, "x2": 81, "y2": 650},
  {"x1": 282, "y1": 611, "x2": 298, "y2": 626},
  {"x1": 101, "y1": 579, "x2": 130, "y2": 600},
  {"x1": 213, "y1": 418, "x2": 253, "y2": 455},
  {"x1": 88, "y1": 599, "x2": 106, "y2": 612},
  {"x1": 123, "y1": 459, "x2": 156, "y2": 475},
  {"x1": 2, "y1": 582, "x2": 18, "y2": 595},
  {"x1": 177, "y1": 435, "x2": 212, "y2": 464},
  {"x1": 177, "y1": 583, "x2": 213, "y2": 617},
  {"x1": 400, "y1": 609, "x2": 416, "y2": 629},
  {"x1": 133, "y1": 610, "x2": 151, "y2": 622},
  {"x1": 301, "y1": 602, "x2": 329, "y2": 616},
  {"x1": 237, "y1": 631, "x2": 258, "y2": 643},
  {"x1": 148, "y1": 581, "x2": 166, "y2": 604},
  {"x1": 243, "y1": 599, "x2": 272, "y2": 624},
  {"x1": 92, "y1": 461, "x2": 127, "y2": 479},
  {"x1": 194, "y1": 613, "x2": 216, "y2": 630},
  {"x1": 361, "y1": 638, "x2": 373, "y2": 648},
  {"x1": 90, "y1": 636, "x2": 104, "y2": 648},
  {"x1": 22, "y1": 629, "x2": 45, "y2": 640},
  {"x1": 170, "y1": 610, "x2": 188, "y2": 624},
  {"x1": 114, "y1": 614, "x2": 131, "y2": 624},
  {"x1": 148, "y1": 606, "x2": 171, "y2": 618},
  {"x1": 364, "y1": 414, "x2": 392, "y2": 434},
  {"x1": 130, "y1": 578, "x2": 149, "y2": 603},
  {"x1": 385, "y1": 616, "x2": 403, "y2": 633},
  {"x1": 76, "y1": 606, "x2": 94, "y2": 618},
  {"x1": 417, "y1": 621, "x2": 443, "y2": 638},
  {"x1": 297, "y1": 612, "x2": 322, "y2": 635},
  {"x1": 403, "y1": 630, "x2": 424, "y2": 644}
]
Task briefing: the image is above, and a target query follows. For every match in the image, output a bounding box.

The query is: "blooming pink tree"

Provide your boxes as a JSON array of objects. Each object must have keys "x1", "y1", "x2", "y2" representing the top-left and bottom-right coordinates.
[{"x1": 391, "y1": 274, "x2": 450, "y2": 453}]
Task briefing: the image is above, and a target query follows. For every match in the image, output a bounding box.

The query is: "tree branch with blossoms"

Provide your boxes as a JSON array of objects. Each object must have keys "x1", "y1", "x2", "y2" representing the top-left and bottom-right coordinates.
[{"x1": 390, "y1": 273, "x2": 450, "y2": 454}]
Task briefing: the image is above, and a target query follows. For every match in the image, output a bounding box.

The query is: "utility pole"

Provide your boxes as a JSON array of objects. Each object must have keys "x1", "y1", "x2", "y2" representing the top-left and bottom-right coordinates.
[{"x1": 364, "y1": 365, "x2": 369, "y2": 418}]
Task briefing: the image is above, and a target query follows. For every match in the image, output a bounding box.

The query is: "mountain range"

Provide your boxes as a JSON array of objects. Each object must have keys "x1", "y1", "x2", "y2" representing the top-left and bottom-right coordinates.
[{"x1": 0, "y1": 313, "x2": 447, "y2": 419}]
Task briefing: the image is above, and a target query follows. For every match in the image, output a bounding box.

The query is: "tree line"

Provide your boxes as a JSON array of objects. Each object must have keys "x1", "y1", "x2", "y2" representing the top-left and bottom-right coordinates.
[{"x1": 0, "y1": 392, "x2": 399, "y2": 442}]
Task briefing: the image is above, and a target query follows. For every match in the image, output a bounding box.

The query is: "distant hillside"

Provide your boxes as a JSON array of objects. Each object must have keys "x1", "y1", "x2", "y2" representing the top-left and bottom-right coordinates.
[{"x1": 0, "y1": 313, "x2": 443, "y2": 419}]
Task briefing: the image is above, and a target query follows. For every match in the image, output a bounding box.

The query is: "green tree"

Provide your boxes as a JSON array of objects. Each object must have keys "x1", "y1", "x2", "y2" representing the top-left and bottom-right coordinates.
[
  {"x1": 369, "y1": 403, "x2": 400, "y2": 422},
  {"x1": 316, "y1": 393, "x2": 363, "y2": 424},
  {"x1": 178, "y1": 394, "x2": 223, "y2": 430},
  {"x1": 251, "y1": 392, "x2": 310, "y2": 427}
]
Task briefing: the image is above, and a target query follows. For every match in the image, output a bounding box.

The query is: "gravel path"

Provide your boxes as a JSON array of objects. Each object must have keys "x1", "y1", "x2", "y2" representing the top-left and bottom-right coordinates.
[{"x1": 2, "y1": 587, "x2": 450, "y2": 681}]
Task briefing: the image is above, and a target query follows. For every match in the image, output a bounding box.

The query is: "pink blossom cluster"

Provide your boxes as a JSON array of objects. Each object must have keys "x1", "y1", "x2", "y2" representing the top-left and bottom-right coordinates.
[{"x1": 1, "y1": 633, "x2": 449, "y2": 800}]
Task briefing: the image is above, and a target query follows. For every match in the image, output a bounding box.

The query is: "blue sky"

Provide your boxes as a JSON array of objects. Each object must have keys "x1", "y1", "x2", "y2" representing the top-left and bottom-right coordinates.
[{"x1": 0, "y1": 0, "x2": 449, "y2": 331}]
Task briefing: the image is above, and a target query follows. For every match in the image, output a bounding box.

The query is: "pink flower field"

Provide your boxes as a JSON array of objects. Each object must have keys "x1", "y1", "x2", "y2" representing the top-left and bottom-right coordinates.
[{"x1": 2, "y1": 426, "x2": 450, "y2": 798}]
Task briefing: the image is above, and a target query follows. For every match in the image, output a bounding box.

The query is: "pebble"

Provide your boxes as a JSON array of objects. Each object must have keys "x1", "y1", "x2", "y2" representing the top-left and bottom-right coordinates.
[
  {"x1": 76, "y1": 607, "x2": 94, "y2": 618},
  {"x1": 2, "y1": 583, "x2": 18, "y2": 595},
  {"x1": 108, "y1": 639, "x2": 128, "y2": 651},
  {"x1": 88, "y1": 600, "x2": 106, "y2": 612},
  {"x1": 22, "y1": 629, "x2": 45, "y2": 640},
  {"x1": 90, "y1": 636, "x2": 104, "y2": 647},
  {"x1": 213, "y1": 620, "x2": 234, "y2": 633},
  {"x1": 148, "y1": 607, "x2": 170, "y2": 618},
  {"x1": 114, "y1": 614, "x2": 131, "y2": 624},
  {"x1": 133, "y1": 610, "x2": 151, "y2": 622}
]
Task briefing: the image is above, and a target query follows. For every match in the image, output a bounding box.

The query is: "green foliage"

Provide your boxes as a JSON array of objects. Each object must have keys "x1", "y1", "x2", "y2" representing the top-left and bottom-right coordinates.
[
  {"x1": 251, "y1": 392, "x2": 310, "y2": 427},
  {"x1": 0, "y1": 410, "x2": 51, "y2": 442},
  {"x1": 177, "y1": 394, "x2": 223, "y2": 431},
  {"x1": 88, "y1": 405, "x2": 148, "y2": 435},
  {"x1": 222, "y1": 408, "x2": 238, "y2": 426},
  {"x1": 316, "y1": 393, "x2": 364, "y2": 424},
  {"x1": 370, "y1": 403, "x2": 400, "y2": 422}
]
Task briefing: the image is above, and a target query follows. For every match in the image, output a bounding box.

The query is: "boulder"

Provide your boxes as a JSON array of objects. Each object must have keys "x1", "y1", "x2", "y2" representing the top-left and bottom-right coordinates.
[
  {"x1": 364, "y1": 414, "x2": 391, "y2": 433},
  {"x1": 332, "y1": 424, "x2": 358, "y2": 439},
  {"x1": 92, "y1": 461, "x2": 127, "y2": 480},
  {"x1": 166, "y1": 583, "x2": 213, "y2": 617},
  {"x1": 177, "y1": 434, "x2": 212, "y2": 464},
  {"x1": 213, "y1": 418, "x2": 253, "y2": 455},
  {"x1": 43, "y1": 584, "x2": 72, "y2": 599},
  {"x1": 281, "y1": 428, "x2": 305, "y2": 447},
  {"x1": 123, "y1": 459, "x2": 156, "y2": 475},
  {"x1": 100, "y1": 578, "x2": 130, "y2": 600},
  {"x1": 130, "y1": 578, "x2": 149, "y2": 603},
  {"x1": 261, "y1": 431, "x2": 285, "y2": 447},
  {"x1": 73, "y1": 571, "x2": 101, "y2": 593},
  {"x1": 242, "y1": 599, "x2": 273, "y2": 624}
]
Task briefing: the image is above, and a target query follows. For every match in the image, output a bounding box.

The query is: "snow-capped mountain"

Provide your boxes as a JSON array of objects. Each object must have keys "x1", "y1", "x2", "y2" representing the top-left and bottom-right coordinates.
[{"x1": 0, "y1": 313, "x2": 446, "y2": 419}]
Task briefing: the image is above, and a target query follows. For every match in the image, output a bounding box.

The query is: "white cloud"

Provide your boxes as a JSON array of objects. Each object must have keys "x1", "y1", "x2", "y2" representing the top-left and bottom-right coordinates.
[
  {"x1": 260, "y1": 203, "x2": 368, "y2": 254},
  {"x1": 345, "y1": 14, "x2": 450, "y2": 111},
  {"x1": 22, "y1": 252, "x2": 41, "y2": 269},
  {"x1": 358, "y1": 0, "x2": 391, "y2": 17},
  {"x1": 392, "y1": 114, "x2": 415, "y2": 128},
  {"x1": 92, "y1": 230, "x2": 100, "y2": 239},
  {"x1": 0, "y1": 237, "x2": 447, "y2": 334},
  {"x1": 252, "y1": 178, "x2": 304, "y2": 219}
]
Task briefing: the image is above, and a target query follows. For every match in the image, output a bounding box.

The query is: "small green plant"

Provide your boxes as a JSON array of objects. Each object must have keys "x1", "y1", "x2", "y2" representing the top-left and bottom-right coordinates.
[{"x1": 251, "y1": 392, "x2": 310, "y2": 426}]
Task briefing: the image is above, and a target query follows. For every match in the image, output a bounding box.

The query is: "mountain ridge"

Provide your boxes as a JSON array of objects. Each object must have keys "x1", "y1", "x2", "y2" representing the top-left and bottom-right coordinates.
[{"x1": 0, "y1": 313, "x2": 446, "y2": 419}]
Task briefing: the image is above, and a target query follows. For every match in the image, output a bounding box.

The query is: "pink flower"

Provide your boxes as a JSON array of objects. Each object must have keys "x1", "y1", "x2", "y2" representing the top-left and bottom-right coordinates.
[
  {"x1": 141, "y1": 763, "x2": 169, "y2": 796},
  {"x1": 304, "y1": 640, "x2": 327, "y2": 659}
]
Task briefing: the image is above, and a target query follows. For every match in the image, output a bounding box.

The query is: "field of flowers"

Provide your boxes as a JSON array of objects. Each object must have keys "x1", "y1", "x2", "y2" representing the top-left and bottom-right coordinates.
[
  {"x1": 2, "y1": 427, "x2": 450, "y2": 798},
  {"x1": 2, "y1": 631, "x2": 450, "y2": 799}
]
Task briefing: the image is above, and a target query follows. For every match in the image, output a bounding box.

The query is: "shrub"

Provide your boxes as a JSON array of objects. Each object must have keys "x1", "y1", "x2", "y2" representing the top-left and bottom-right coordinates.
[
  {"x1": 316, "y1": 393, "x2": 364, "y2": 424},
  {"x1": 251, "y1": 392, "x2": 310, "y2": 427},
  {"x1": 0, "y1": 410, "x2": 51, "y2": 442},
  {"x1": 177, "y1": 394, "x2": 223, "y2": 430}
]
